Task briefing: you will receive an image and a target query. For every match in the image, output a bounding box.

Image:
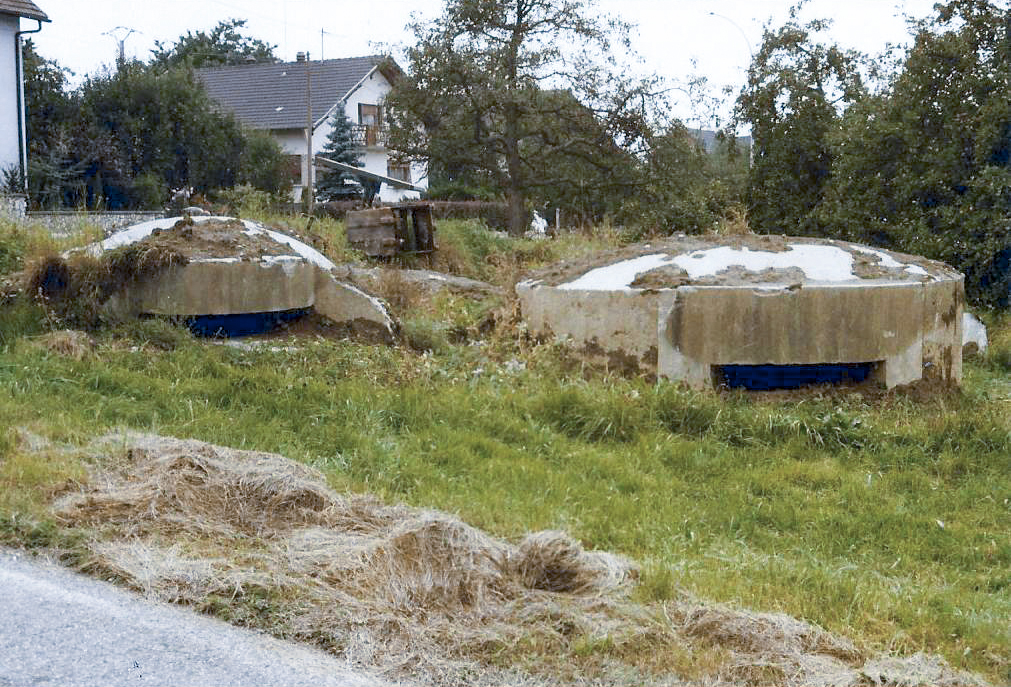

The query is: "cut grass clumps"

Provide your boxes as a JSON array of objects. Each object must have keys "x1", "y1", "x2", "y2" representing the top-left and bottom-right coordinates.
[
  {"x1": 36, "y1": 431, "x2": 990, "y2": 687},
  {"x1": 53, "y1": 432, "x2": 650, "y2": 685}
]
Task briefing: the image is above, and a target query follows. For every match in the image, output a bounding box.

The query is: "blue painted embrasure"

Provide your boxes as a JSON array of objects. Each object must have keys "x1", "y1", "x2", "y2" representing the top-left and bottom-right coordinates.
[
  {"x1": 716, "y1": 362, "x2": 876, "y2": 391},
  {"x1": 184, "y1": 308, "x2": 311, "y2": 338}
]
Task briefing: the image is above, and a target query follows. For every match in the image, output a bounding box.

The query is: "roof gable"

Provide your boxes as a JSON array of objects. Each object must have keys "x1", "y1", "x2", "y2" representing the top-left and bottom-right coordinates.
[
  {"x1": 0, "y1": 0, "x2": 48, "y2": 21},
  {"x1": 197, "y1": 55, "x2": 389, "y2": 131}
]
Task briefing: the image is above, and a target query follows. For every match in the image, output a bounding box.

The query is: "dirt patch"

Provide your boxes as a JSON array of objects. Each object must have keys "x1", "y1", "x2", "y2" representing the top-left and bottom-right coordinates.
[
  {"x1": 143, "y1": 217, "x2": 295, "y2": 262},
  {"x1": 44, "y1": 432, "x2": 985, "y2": 687},
  {"x1": 630, "y1": 264, "x2": 694, "y2": 290},
  {"x1": 698, "y1": 265, "x2": 808, "y2": 287}
]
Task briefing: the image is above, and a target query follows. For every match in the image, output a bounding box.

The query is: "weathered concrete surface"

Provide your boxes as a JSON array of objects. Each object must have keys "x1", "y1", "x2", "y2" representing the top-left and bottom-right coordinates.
[
  {"x1": 517, "y1": 235, "x2": 964, "y2": 389},
  {"x1": 113, "y1": 260, "x2": 317, "y2": 316},
  {"x1": 85, "y1": 216, "x2": 396, "y2": 341},
  {"x1": 513, "y1": 288, "x2": 663, "y2": 372},
  {"x1": 339, "y1": 264, "x2": 502, "y2": 299},
  {"x1": 962, "y1": 312, "x2": 988, "y2": 355}
]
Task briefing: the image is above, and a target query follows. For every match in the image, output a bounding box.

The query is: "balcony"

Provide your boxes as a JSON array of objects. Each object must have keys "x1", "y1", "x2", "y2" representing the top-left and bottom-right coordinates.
[{"x1": 350, "y1": 125, "x2": 387, "y2": 148}]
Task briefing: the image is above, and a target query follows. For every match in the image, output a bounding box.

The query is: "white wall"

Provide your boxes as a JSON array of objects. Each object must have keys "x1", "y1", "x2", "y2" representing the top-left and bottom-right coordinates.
[
  {"x1": 313, "y1": 67, "x2": 425, "y2": 203},
  {"x1": 0, "y1": 15, "x2": 21, "y2": 179},
  {"x1": 278, "y1": 65, "x2": 428, "y2": 203}
]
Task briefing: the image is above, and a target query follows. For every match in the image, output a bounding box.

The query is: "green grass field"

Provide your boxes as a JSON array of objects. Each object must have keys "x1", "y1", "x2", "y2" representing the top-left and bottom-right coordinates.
[{"x1": 1, "y1": 217, "x2": 1009, "y2": 682}]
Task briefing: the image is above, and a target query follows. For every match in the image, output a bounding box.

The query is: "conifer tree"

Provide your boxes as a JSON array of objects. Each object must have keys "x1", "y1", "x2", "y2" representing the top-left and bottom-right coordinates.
[{"x1": 316, "y1": 108, "x2": 363, "y2": 201}]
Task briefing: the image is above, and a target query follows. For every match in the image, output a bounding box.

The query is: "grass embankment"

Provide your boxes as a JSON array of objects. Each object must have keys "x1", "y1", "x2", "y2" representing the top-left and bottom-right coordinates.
[{"x1": 0, "y1": 217, "x2": 1009, "y2": 683}]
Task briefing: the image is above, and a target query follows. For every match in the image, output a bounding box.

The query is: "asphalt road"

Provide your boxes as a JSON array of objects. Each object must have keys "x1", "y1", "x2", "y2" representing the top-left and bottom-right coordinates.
[{"x1": 0, "y1": 549, "x2": 391, "y2": 687}]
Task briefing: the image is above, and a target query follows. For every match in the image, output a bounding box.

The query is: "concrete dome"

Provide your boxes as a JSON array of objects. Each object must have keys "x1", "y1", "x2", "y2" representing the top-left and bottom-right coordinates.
[
  {"x1": 82, "y1": 216, "x2": 396, "y2": 341},
  {"x1": 517, "y1": 235, "x2": 964, "y2": 389}
]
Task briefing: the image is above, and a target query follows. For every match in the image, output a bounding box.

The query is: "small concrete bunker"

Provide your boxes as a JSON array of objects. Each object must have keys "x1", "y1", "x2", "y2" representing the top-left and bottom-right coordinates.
[
  {"x1": 82, "y1": 216, "x2": 396, "y2": 340},
  {"x1": 517, "y1": 235, "x2": 964, "y2": 390}
]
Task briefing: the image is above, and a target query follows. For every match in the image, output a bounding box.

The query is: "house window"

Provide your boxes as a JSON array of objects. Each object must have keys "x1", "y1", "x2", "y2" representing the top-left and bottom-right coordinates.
[
  {"x1": 387, "y1": 161, "x2": 411, "y2": 183},
  {"x1": 357, "y1": 104, "x2": 383, "y2": 146},
  {"x1": 358, "y1": 104, "x2": 382, "y2": 127}
]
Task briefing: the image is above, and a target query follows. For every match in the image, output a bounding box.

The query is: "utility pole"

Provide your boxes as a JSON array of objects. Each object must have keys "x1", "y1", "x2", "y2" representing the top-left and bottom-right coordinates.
[
  {"x1": 302, "y1": 52, "x2": 314, "y2": 215},
  {"x1": 103, "y1": 26, "x2": 138, "y2": 69}
]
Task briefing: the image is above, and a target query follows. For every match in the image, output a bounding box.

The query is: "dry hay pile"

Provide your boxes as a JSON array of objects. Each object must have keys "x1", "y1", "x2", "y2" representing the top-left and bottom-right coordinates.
[
  {"x1": 50, "y1": 432, "x2": 986, "y2": 687},
  {"x1": 32, "y1": 329, "x2": 95, "y2": 360}
]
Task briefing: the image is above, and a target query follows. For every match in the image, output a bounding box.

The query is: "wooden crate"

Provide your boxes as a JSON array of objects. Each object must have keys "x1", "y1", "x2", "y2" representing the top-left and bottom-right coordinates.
[
  {"x1": 346, "y1": 208, "x2": 399, "y2": 257},
  {"x1": 346, "y1": 204, "x2": 436, "y2": 258}
]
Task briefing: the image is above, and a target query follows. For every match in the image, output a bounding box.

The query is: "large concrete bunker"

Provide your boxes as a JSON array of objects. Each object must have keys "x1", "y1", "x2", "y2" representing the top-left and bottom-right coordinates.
[
  {"x1": 82, "y1": 216, "x2": 396, "y2": 341},
  {"x1": 517, "y1": 235, "x2": 964, "y2": 390}
]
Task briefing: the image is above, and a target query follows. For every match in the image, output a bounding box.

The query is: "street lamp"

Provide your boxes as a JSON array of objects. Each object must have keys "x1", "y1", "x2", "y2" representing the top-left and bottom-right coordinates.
[
  {"x1": 708, "y1": 12, "x2": 753, "y2": 62},
  {"x1": 708, "y1": 12, "x2": 754, "y2": 165}
]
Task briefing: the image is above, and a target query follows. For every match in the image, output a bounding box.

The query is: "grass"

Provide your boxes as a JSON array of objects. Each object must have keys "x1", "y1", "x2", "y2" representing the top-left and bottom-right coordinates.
[{"x1": 0, "y1": 217, "x2": 1009, "y2": 682}]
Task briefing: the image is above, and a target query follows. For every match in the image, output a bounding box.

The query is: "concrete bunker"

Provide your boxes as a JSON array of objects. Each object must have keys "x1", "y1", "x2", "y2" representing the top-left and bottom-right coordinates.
[
  {"x1": 516, "y1": 235, "x2": 964, "y2": 390},
  {"x1": 77, "y1": 216, "x2": 396, "y2": 341}
]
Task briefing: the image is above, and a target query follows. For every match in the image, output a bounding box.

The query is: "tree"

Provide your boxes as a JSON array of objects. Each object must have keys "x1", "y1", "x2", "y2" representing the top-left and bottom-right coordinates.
[
  {"x1": 618, "y1": 125, "x2": 749, "y2": 236},
  {"x1": 386, "y1": 0, "x2": 659, "y2": 235},
  {"x1": 815, "y1": 0, "x2": 1011, "y2": 306},
  {"x1": 21, "y1": 39, "x2": 80, "y2": 206},
  {"x1": 151, "y1": 19, "x2": 277, "y2": 69},
  {"x1": 237, "y1": 128, "x2": 291, "y2": 197},
  {"x1": 24, "y1": 38, "x2": 288, "y2": 210},
  {"x1": 76, "y1": 61, "x2": 249, "y2": 207},
  {"x1": 734, "y1": 3, "x2": 866, "y2": 234},
  {"x1": 315, "y1": 108, "x2": 364, "y2": 201}
]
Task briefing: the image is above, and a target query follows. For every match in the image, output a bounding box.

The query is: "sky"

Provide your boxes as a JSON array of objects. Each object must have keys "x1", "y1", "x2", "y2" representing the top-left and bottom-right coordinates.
[{"x1": 27, "y1": 0, "x2": 941, "y2": 128}]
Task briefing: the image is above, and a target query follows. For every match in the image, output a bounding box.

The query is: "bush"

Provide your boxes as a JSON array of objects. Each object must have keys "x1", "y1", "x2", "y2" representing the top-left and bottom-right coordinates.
[
  {"x1": 428, "y1": 201, "x2": 513, "y2": 232},
  {"x1": 130, "y1": 172, "x2": 168, "y2": 210},
  {"x1": 213, "y1": 184, "x2": 286, "y2": 218},
  {"x1": 425, "y1": 180, "x2": 500, "y2": 202}
]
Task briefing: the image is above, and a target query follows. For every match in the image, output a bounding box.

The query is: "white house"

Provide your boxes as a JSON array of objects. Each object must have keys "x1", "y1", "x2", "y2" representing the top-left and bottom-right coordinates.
[
  {"x1": 198, "y1": 54, "x2": 425, "y2": 204},
  {"x1": 0, "y1": 0, "x2": 48, "y2": 210}
]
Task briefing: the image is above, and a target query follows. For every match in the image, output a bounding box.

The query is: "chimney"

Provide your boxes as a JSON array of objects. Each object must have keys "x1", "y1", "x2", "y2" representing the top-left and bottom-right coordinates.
[{"x1": 296, "y1": 52, "x2": 306, "y2": 62}]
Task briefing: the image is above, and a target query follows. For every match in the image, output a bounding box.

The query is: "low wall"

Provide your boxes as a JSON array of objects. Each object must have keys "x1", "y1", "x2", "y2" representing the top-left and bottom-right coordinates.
[
  {"x1": 25, "y1": 211, "x2": 165, "y2": 237},
  {"x1": 0, "y1": 195, "x2": 26, "y2": 219}
]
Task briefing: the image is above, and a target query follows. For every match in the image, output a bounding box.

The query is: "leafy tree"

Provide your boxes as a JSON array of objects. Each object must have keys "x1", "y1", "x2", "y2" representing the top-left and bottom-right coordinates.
[
  {"x1": 237, "y1": 128, "x2": 291, "y2": 197},
  {"x1": 76, "y1": 61, "x2": 248, "y2": 207},
  {"x1": 21, "y1": 40, "x2": 81, "y2": 206},
  {"x1": 22, "y1": 33, "x2": 289, "y2": 210},
  {"x1": 151, "y1": 19, "x2": 277, "y2": 69},
  {"x1": 618, "y1": 125, "x2": 749, "y2": 235},
  {"x1": 316, "y1": 108, "x2": 364, "y2": 201},
  {"x1": 386, "y1": 0, "x2": 659, "y2": 235},
  {"x1": 816, "y1": 0, "x2": 1011, "y2": 306},
  {"x1": 734, "y1": 4, "x2": 866, "y2": 234}
]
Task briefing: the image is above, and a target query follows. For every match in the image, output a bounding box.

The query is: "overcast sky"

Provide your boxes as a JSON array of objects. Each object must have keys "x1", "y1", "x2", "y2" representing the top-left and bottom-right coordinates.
[{"x1": 28, "y1": 0, "x2": 940, "y2": 127}]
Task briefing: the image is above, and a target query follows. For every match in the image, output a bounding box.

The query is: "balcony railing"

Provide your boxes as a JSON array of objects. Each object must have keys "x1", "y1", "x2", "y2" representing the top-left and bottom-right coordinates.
[{"x1": 350, "y1": 125, "x2": 388, "y2": 148}]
